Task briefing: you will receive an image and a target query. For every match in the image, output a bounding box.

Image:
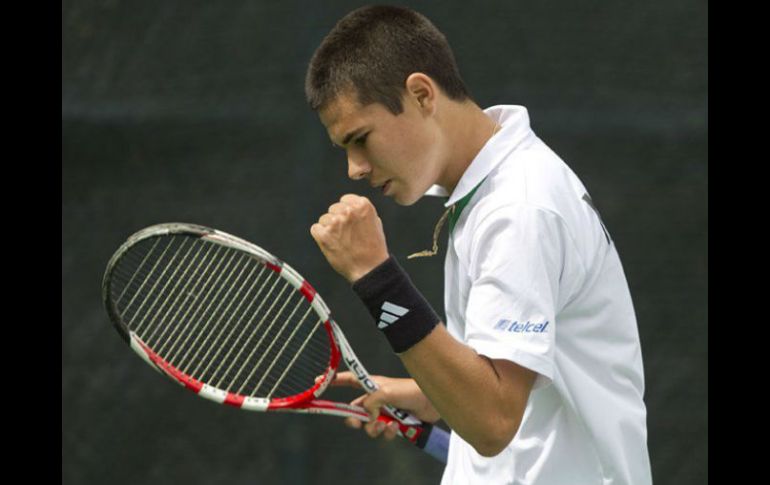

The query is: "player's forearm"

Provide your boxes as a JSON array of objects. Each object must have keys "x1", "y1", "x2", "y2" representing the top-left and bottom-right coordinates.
[
  {"x1": 398, "y1": 324, "x2": 526, "y2": 457},
  {"x1": 345, "y1": 253, "x2": 530, "y2": 455}
]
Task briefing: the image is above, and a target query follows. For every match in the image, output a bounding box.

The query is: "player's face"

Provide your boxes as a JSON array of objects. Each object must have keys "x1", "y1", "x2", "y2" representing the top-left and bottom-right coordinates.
[{"x1": 319, "y1": 92, "x2": 444, "y2": 206}]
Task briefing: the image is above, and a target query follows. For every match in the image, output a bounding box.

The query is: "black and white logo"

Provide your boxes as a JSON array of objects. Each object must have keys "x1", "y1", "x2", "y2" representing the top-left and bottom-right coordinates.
[{"x1": 378, "y1": 301, "x2": 409, "y2": 329}]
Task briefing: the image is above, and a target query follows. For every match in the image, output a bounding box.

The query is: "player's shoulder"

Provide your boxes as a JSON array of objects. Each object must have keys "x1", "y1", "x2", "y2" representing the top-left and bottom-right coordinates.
[{"x1": 475, "y1": 136, "x2": 586, "y2": 222}]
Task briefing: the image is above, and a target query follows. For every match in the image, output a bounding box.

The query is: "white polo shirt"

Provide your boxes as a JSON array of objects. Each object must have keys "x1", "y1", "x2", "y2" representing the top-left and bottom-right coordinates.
[{"x1": 434, "y1": 105, "x2": 652, "y2": 485}]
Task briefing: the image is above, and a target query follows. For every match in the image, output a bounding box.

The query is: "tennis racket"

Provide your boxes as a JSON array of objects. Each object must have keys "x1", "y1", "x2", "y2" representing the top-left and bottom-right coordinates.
[{"x1": 102, "y1": 222, "x2": 449, "y2": 463}]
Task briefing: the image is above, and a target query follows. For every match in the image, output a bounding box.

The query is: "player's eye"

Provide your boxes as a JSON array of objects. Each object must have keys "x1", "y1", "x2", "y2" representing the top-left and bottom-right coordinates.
[{"x1": 354, "y1": 133, "x2": 368, "y2": 146}]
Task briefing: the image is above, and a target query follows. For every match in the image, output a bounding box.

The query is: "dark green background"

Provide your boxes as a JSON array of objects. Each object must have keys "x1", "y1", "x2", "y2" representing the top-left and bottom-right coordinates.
[{"x1": 62, "y1": 1, "x2": 707, "y2": 484}]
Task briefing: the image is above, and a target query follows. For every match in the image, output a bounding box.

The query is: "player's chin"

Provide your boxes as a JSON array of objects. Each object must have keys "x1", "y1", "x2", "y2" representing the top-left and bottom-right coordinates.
[{"x1": 392, "y1": 187, "x2": 422, "y2": 206}]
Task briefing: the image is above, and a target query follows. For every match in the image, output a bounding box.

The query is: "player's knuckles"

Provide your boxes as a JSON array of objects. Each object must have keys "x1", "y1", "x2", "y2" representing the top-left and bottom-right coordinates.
[
  {"x1": 310, "y1": 225, "x2": 331, "y2": 246},
  {"x1": 344, "y1": 417, "x2": 362, "y2": 429},
  {"x1": 384, "y1": 423, "x2": 399, "y2": 441},
  {"x1": 309, "y1": 224, "x2": 327, "y2": 242},
  {"x1": 361, "y1": 395, "x2": 383, "y2": 416},
  {"x1": 369, "y1": 374, "x2": 385, "y2": 385},
  {"x1": 339, "y1": 193, "x2": 361, "y2": 204},
  {"x1": 372, "y1": 383, "x2": 392, "y2": 402},
  {"x1": 364, "y1": 421, "x2": 385, "y2": 438},
  {"x1": 340, "y1": 194, "x2": 369, "y2": 211},
  {"x1": 364, "y1": 424, "x2": 378, "y2": 438},
  {"x1": 318, "y1": 213, "x2": 337, "y2": 226},
  {"x1": 321, "y1": 212, "x2": 356, "y2": 230},
  {"x1": 358, "y1": 197, "x2": 375, "y2": 212},
  {"x1": 328, "y1": 203, "x2": 352, "y2": 216},
  {"x1": 354, "y1": 197, "x2": 371, "y2": 213},
  {"x1": 331, "y1": 371, "x2": 356, "y2": 386}
]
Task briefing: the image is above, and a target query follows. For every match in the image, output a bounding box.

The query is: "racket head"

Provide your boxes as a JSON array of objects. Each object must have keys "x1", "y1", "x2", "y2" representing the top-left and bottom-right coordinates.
[{"x1": 102, "y1": 222, "x2": 341, "y2": 411}]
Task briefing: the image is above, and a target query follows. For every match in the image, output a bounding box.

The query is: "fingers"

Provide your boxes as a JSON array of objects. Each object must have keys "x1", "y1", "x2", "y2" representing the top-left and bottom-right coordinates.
[
  {"x1": 311, "y1": 214, "x2": 340, "y2": 247},
  {"x1": 344, "y1": 393, "x2": 368, "y2": 430},
  {"x1": 310, "y1": 194, "x2": 388, "y2": 283},
  {"x1": 328, "y1": 202, "x2": 352, "y2": 216},
  {"x1": 330, "y1": 371, "x2": 386, "y2": 389},
  {"x1": 343, "y1": 389, "x2": 398, "y2": 440},
  {"x1": 333, "y1": 376, "x2": 403, "y2": 442},
  {"x1": 344, "y1": 417, "x2": 398, "y2": 439},
  {"x1": 322, "y1": 195, "x2": 373, "y2": 222},
  {"x1": 343, "y1": 412, "x2": 400, "y2": 439},
  {"x1": 349, "y1": 393, "x2": 381, "y2": 422},
  {"x1": 356, "y1": 390, "x2": 394, "y2": 439},
  {"x1": 309, "y1": 222, "x2": 326, "y2": 245},
  {"x1": 344, "y1": 416, "x2": 363, "y2": 430},
  {"x1": 339, "y1": 193, "x2": 365, "y2": 205},
  {"x1": 309, "y1": 206, "x2": 347, "y2": 247},
  {"x1": 364, "y1": 418, "x2": 386, "y2": 438},
  {"x1": 364, "y1": 416, "x2": 400, "y2": 440},
  {"x1": 338, "y1": 194, "x2": 376, "y2": 216},
  {"x1": 318, "y1": 213, "x2": 339, "y2": 226},
  {"x1": 329, "y1": 371, "x2": 364, "y2": 388},
  {"x1": 384, "y1": 421, "x2": 400, "y2": 441}
]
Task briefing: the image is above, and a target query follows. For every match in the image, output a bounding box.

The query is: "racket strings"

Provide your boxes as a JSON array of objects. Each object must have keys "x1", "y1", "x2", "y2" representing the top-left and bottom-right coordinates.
[
  {"x1": 198, "y1": 264, "x2": 275, "y2": 383},
  {"x1": 175, "y1": 272, "x2": 319, "y2": 395},
  {"x1": 199, "y1": 274, "x2": 288, "y2": 380},
  {"x1": 265, "y1": 316, "x2": 323, "y2": 398},
  {"x1": 230, "y1": 290, "x2": 307, "y2": 389},
  {"x1": 183, "y1": 279, "x2": 329, "y2": 398},
  {"x1": 147, "y1": 243, "x2": 223, "y2": 351},
  {"x1": 161, "y1": 249, "x2": 282, "y2": 379},
  {"x1": 113, "y1": 237, "x2": 214, "y2": 340},
  {"x1": 129, "y1": 237, "x2": 196, "y2": 335},
  {"x1": 203, "y1": 281, "x2": 330, "y2": 398},
  {"x1": 116, "y1": 236, "x2": 180, "y2": 322},
  {"x1": 164, "y1": 248, "x2": 257, "y2": 366},
  {"x1": 110, "y1": 234, "x2": 333, "y2": 400},
  {"x1": 182, "y1": 252, "x2": 264, "y2": 377},
  {"x1": 115, "y1": 237, "x2": 161, "y2": 304},
  {"x1": 224, "y1": 286, "x2": 324, "y2": 396},
  {"x1": 134, "y1": 239, "x2": 210, "y2": 341},
  {"x1": 240, "y1": 302, "x2": 315, "y2": 395},
  {"x1": 118, "y1": 239, "x2": 237, "y2": 361}
]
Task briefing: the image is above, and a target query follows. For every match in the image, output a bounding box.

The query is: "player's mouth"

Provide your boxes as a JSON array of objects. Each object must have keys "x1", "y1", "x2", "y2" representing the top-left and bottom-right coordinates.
[{"x1": 372, "y1": 179, "x2": 392, "y2": 195}]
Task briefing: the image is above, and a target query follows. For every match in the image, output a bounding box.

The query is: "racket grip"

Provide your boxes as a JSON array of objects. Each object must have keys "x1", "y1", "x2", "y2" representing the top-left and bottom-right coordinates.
[
  {"x1": 376, "y1": 415, "x2": 449, "y2": 464},
  {"x1": 416, "y1": 423, "x2": 450, "y2": 464}
]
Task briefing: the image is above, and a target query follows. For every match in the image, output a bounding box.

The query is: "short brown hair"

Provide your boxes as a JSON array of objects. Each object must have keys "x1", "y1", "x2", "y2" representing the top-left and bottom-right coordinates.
[{"x1": 305, "y1": 5, "x2": 471, "y2": 115}]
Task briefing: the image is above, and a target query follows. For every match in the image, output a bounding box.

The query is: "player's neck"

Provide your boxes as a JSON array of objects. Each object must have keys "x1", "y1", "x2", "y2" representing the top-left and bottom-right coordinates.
[{"x1": 437, "y1": 101, "x2": 499, "y2": 195}]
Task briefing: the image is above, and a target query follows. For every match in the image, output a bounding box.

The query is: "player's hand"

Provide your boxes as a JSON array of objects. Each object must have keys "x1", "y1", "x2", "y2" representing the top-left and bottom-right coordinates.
[
  {"x1": 330, "y1": 371, "x2": 441, "y2": 441},
  {"x1": 310, "y1": 195, "x2": 389, "y2": 283}
]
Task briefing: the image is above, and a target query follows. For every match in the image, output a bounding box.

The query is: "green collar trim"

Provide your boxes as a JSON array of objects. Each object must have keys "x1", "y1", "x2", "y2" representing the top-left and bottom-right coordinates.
[{"x1": 448, "y1": 177, "x2": 487, "y2": 233}]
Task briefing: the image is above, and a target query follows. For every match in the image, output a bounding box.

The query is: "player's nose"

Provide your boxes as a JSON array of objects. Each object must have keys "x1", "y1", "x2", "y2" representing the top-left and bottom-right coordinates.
[{"x1": 347, "y1": 153, "x2": 371, "y2": 181}]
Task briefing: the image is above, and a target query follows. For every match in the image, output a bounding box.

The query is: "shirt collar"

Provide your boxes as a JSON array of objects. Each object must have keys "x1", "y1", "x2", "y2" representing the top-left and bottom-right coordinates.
[{"x1": 423, "y1": 105, "x2": 534, "y2": 207}]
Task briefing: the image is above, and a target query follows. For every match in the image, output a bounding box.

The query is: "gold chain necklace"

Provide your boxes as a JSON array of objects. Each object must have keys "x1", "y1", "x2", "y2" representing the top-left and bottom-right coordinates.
[{"x1": 408, "y1": 115, "x2": 501, "y2": 259}]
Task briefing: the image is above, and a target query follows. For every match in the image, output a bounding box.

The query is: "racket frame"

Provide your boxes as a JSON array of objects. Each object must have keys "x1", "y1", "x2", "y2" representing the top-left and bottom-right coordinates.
[{"x1": 103, "y1": 223, "x2": 427, "y2": 441}]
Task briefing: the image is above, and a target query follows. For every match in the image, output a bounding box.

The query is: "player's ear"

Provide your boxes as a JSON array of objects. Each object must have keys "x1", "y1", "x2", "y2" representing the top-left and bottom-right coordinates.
[{"x1": 405, "y1": 73, "x2": 436, "y2": 115}]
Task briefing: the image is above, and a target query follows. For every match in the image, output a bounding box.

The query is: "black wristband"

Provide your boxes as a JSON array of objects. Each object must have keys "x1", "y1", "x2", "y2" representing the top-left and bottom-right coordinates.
[{"x1": 352, "y1": 255, "x2": 440, "y2": 353}]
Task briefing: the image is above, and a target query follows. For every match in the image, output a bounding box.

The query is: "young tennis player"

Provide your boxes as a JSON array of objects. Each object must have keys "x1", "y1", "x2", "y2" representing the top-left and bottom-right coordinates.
[{"x1": 306, "y1": 6, "x2": 652, "y2": 484}]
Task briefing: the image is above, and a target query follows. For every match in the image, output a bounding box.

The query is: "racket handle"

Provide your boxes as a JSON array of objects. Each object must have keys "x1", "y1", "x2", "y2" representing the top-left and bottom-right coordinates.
[
  {"x1": 376, "y1": 415, "x2": 449, "y2": 464},
  {"x1": 418, "y1": 423, "x2": 450, "y2": 464}
]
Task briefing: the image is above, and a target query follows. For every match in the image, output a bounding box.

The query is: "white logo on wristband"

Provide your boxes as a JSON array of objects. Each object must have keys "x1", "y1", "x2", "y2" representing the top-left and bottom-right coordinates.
[{"x1": 378, "y1": 301, "x2": 410, "y2": 329}]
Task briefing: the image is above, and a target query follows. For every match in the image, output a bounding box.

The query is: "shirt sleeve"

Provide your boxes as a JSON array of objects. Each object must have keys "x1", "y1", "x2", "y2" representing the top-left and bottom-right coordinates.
[{"x1": 464, "y1": 203, "x2": 574, "y2": 389}]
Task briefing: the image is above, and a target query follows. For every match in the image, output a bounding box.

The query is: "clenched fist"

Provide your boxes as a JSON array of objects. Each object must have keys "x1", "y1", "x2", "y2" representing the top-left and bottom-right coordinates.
[{"x1": 310, "y1": 194, "x2": 389, "y2": 283}]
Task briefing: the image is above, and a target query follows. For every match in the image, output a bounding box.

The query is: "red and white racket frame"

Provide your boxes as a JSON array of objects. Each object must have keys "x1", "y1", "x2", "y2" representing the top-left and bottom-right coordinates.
[{"x1": 105, "y1": 223, "x2": 429, "y2": 444}]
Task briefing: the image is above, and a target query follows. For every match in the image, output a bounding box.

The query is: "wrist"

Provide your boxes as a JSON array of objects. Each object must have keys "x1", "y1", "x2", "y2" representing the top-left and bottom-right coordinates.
[
  {"x1": 349, "y1": 253, "x2": 390, "y2": 284},
  {"x1": 352, "y1": 255, "x2": 440, "y2": 353}
]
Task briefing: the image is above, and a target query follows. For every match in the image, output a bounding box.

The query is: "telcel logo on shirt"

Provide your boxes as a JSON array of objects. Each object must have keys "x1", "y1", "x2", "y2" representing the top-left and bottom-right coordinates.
[{"x1": 493, "y1": 319, "x2": 549, "y2": 333}]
